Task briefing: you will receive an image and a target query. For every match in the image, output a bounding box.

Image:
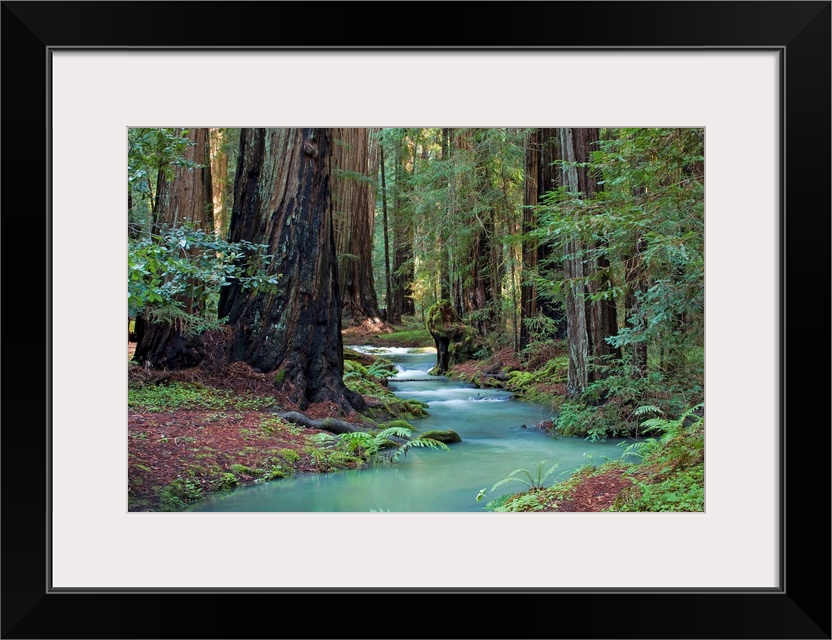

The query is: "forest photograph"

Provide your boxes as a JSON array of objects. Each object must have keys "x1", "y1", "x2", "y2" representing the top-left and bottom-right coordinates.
[{"x1": 127, "y1": 126, "x2": 704, "y2": 513}]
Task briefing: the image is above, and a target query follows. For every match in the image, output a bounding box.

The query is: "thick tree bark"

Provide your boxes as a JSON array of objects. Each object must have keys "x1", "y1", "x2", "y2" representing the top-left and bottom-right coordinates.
[
  {"x1": 379, "y1": 143, "x2": 394, "y2": 322},
  {"x1": 331, "y1": 128, "x2": 383, "y2": 328},
  {"x1": 134, "y1": 127, "x2": 214, "y2": 369},
  {"x1": 218, "y1": 128, "x2": 365, "y2": 413},
  {"x1": 559, "y1": 128, "x2": 590, "y2": 397}
]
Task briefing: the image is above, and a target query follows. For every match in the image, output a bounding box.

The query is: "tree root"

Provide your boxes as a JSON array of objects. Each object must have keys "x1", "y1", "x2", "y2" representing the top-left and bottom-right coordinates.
[{"x1": 277, "y1": 411, "x2": 363, "y2": 434}]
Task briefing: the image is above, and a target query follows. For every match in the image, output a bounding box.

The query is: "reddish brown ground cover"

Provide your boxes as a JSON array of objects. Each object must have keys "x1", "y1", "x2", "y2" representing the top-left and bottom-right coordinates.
[
  {"x1": 128, "y1": 342, "x2": 372, "y2": 511},
  {"x1": 128, "y1": 408, "x2": 337, "y2": 511},
  {"x1": 548, "y1": 468, "x2": 635, "y2": 512}
]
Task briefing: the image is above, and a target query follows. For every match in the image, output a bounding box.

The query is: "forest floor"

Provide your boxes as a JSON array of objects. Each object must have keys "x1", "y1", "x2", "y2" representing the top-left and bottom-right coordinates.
[{"x1": 127, "y1": 337, "x2": 628, "y2": 513}]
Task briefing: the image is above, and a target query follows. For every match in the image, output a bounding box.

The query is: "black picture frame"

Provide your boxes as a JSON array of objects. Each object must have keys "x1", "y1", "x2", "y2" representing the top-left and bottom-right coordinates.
[{"x1": 2, "y1": 1, "x2": 829, "y2": 638}]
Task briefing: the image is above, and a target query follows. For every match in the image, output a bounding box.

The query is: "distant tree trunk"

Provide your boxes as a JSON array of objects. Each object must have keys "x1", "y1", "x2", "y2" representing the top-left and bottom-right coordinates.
[
  {"x1": 379, "y1": 142, "x2": 394, "y2": 323},
  {"x1": 134, "y1": 127, "x2": 213, "y2": 369},
  {"x1": 573, "y1": 128, "x2": 621, "y2": 378},
  {"x1": 462, "y1": 135, "x2": 497, "y2": 337},
  {"x1": 559, "y1": 128, "x2": 590, "y2": 397},
  {"x1": 625, "y1": 234, "x2": 648, "y2": 377},
  {"x1": 439, "y1": 128, "x2": 452, "y2": 301},
  {"x1": 519, "y1": 128, "x2": 566, "y2": 352},
  {"x1": 519, "y1": 129, "x2": 540, "y2": 351},
  {"x1": 331, "y1": 128, "x2": 383, "y2": 328},
  {"x1": 391, "y1": 134, "x2": 415, "y2": 318},
  {"x1": 218, "y1": 128, "x2": 365, "y2": 413}
]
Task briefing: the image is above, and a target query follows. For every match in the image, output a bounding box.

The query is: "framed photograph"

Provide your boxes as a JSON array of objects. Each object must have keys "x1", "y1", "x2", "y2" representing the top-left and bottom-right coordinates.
[{"x1": 3, "y1": 1, "x2": 829, "y2": 638}]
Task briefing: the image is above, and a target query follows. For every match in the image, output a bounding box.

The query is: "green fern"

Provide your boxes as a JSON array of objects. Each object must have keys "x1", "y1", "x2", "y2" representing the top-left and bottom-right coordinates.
[
  {"x1": 489, "y1": 460, "x2": 560, "y2": 494},
  {"x1": 619, "y1": 403, "x2": 704, "y2": 462},
  {"x1": 388, "y1": 436, "x2": 451, "y2": 462},
  {"x1": 634, "y1": 404, "x2": 664, "y2": 417},
  {"x1": 639, "y1": 403, "x2": 703, "y2": 439},
  {"x1": 366, "y1": 359, "x2": 398, "y2": 379},
  {"x1": 338, "y1": 427, "x2": 450, "y2": 464}
]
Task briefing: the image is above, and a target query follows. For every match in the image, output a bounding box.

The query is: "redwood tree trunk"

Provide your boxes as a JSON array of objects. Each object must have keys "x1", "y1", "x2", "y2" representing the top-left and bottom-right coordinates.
[
  {"x1": 391, "y1": 134, "x2": 415, "y2": 318},
  {"x1": 519, "y1": 128, "x2": 566, "y2": 352},
  {"x1": 439, "y1": 128, "x2": 452, "y2": 301},
  {"x1": 134, "y1": 127, "x2": 213, "y2": 369},
  {"x1": 379, "y1": 142, "x2": 394, "y2": 322},
  {"x1": 559, "y1": 128, "x2": 590, "y2": 397},
  {"x1": 218, "y1": 128, "x2": 365, "y2": 413},
  {"x1": 331, "y1": 127, "x2": 382, "y2": 328},
  {"x1": 574, "y1": 128, "x2": 621, "y2": 377}
]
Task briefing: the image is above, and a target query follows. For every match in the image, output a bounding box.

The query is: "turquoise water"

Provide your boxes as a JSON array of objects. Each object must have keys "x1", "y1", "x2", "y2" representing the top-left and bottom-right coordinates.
[{"x1": 189, "y1": 347, "x2": 632, "y2": 512}]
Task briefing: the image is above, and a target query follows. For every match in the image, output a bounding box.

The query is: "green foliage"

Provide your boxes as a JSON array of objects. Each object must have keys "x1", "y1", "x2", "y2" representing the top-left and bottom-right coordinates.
[
  {"x1": 158, "y1": 477, "x2": 203, "y2": 511},
  {"x1": 128, "y1": 128, "x2": 197, "y2": 212},
  {"x1": 478, "y1": 461, "x2": 560, "y2": 504},
  {"x1": 366, "y1": 358, "x2": 398, "y2": 379},
  {"x1": 215, "y1": 473, "x2": 238, "y2": 491},
  {"x1": 388, "y1": 435, "x2": 451, "y2": 463},
  {"x1": 616, "y1": 465, "x2": 704, "y2": 512},
  {"x1": 613, "y1": 409, "x2": 705, "y2": 512},
  {"x1": 342, "y1": 360, "x2": 368, "y2": 377},
  {"x1": 375, "y1": 329, "x2": 433, "y2": 348},
  {"x1": 279, "y1": 449, "x2": 301, "y2": 463},
  {"x1": 128, "y1": 222, "x2": 279, "y2": 334},
  {"x1": 377, "y1": 419, "x2": 415, "y2": 432},
  {"x1": 342, "y1": 356, "x2": 429, "y2": 419},
  {"x1": 128, "y1": 381, "x2": 276, "y2": 412},
  {"x1": 554, "y1": 401, "x2": 599, "y2": 438},
  {"x1": 506, "y1": 356, "x2": 568, "y2": 393},
  {"x1": 619, "y1": 403, "x2": 704, "y2": 460},
  {"x1": 229, "y1": 464, "x2": 257, "y2": 475},
  {"x1": 337, "y1": 427, "x2": 450, "y2": 465},
  {"x1": 498, "y1": 491, "x2": 550, "y2": 512},
  {"x1": 554, "y1": 132, "x2": 701, "y2": 336}
]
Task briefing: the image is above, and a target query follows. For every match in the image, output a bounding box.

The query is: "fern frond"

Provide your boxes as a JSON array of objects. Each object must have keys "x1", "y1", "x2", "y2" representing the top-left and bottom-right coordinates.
[
  {"x1": 634, "y1": 404, "x2": 664, "y2": 417},
  {"x1": 639, "y1": 417, "x2": 674, "y2": 432},
  {"x1": 390, "y1": 437, "x2": 450, "y2": 462},
  {"x1": 340, "y1": 432, "x2": 374, "y2": 445},
  {"x1": 411, "y1": 437, "x2": 451, "y2": 452},
  {"x1": 490, "y1": 476, "x2": 532, "y2": 492},
  {"x1": 376, "y1": 427, "x2": 414, "y2": 440}
]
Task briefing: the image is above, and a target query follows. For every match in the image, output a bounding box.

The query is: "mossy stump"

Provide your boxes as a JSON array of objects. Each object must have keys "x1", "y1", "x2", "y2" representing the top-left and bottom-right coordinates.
[{"x1": 426, "y1": 300, "x2": 480, "y2": 375}]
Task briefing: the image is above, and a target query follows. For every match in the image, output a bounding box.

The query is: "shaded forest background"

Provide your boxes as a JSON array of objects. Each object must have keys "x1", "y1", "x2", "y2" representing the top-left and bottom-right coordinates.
[{"x1": 128, "y1": 127, "x2": 704, "y2": 439}]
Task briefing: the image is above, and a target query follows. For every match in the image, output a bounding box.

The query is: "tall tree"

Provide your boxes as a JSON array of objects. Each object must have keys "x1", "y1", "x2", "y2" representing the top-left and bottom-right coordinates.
[
  {"x1": 520, "y1": 128, "x2": 565, "y2": 351},
  {"x1": 133, "y1": 127, "x2": 214, "y2": 369},
  {"x1": 439, "y1": 127, "x2": 452, "y2": 301},
  {"x1": 379, "y1": 141, "x2": 394, "y2": 322},
  {"x1": 390, "y1": 131, "x2": 416, "y2": 319},
  {"x1": 573, "y1": 128, "x2": 621, "y2": 377},
  {"x1": 218, "y1": 128, "x2": 364, "y2": 413},
  {"x1": 331, "y1": 128, "x2": 383, "y2": 328},
  {"x1": 558, "y1": 127, "x2": 591, "y2": 397}
]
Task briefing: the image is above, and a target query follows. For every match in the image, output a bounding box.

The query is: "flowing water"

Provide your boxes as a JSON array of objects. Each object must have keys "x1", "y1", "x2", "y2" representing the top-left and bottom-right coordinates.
[{"x1": 189, "y1": 346, "x2": 632, "y2": 512}]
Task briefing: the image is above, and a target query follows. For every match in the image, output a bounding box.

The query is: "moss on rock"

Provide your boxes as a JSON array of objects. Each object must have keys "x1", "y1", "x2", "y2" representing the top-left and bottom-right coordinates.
[{"x1": 418, "y1": 429, "x2": 462, "y2": 444}]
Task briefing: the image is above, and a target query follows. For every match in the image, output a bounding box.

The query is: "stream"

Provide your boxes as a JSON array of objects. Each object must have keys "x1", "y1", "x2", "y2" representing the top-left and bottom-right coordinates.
[{"x1": 189, "y1": 346, "x2": 633, "y2": 512}]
